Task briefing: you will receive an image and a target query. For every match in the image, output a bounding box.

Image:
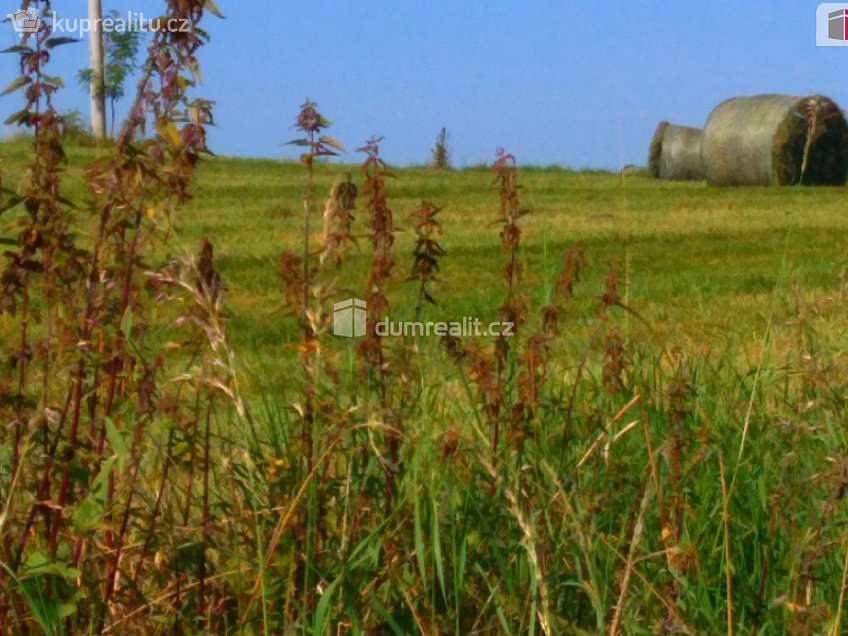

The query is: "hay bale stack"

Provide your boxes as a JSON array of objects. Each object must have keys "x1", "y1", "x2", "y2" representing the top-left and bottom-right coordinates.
[
  {"x1": 701, "y1": 94, "x2": 848, "y2": 186},
  {"x1": 648, "y1": 121, "x2": 704, "y2": 181}
]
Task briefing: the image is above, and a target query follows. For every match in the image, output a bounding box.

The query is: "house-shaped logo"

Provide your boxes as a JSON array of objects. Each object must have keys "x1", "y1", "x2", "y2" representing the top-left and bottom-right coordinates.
[
  {"x1": 7, "y1": 5, "x2": 41, "y2": 38},
  {"x1": 333, "y1": 298, "x2": 367, "y2": 338},
  {"x1": 829, "y1": 8, "x2": 848, "y2": 39},
  {"x1": 818, "y1": 4, "x2": 848, "y2": 45}
]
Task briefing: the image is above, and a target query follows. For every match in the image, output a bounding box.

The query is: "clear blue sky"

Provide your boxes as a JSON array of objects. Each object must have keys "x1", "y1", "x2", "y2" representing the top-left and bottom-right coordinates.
[{"x1": 0, "y1": 1, "x2": 844, "y2": 168}]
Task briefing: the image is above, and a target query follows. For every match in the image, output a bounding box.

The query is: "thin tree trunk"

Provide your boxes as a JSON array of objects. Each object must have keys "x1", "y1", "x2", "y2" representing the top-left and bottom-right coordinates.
[{"x1": 88, "y1": 0, "x2": 107, "y2": 140}]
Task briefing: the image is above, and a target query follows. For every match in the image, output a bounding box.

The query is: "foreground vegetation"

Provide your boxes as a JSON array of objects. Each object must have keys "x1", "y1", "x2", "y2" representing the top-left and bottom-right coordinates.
[{"x1": 3, "y1": 4, "x2": 848, "y2": 635}]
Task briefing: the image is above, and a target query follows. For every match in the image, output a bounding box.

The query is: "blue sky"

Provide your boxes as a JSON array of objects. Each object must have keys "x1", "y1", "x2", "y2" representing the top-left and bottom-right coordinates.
[{"x1": 0, "y1": 1, "x2": 844, "y2": 168}]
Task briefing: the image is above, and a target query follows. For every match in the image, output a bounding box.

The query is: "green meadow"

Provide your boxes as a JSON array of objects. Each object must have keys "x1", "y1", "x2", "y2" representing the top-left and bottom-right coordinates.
[
  {"x1": 3, "y1": 133, "x2": 848, "y2": 634},
  {"x1": 6, "y1": 136, "x2": 848, "y2": 377}
]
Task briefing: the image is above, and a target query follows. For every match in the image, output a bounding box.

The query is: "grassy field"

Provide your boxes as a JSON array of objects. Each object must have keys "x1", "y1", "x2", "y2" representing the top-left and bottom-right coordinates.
[
  {"x1": 5, "y1": 136, "x2": 848, "y2": 378},
  {"x1": 3, "y1": 133, "x2": 848, "y2": 634}
]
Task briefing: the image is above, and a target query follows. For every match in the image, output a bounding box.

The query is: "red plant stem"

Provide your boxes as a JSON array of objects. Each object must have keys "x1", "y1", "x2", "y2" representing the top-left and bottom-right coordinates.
[
  {"x1": 563, "y1": 321, "x2": 605, "y2": 441},
  {"x1": 9, "y1": 379, "x2": 75, "y2": 577},
  {"x1": 47, "y1": 357, "x2": 86, "y2": 554},
  {"x1": 124, "y1": 348, "x2": 204, "y2": 611},
  {"x1": 100, "y1": 212, "x2": 145, "y2": 429},
  {"x1": 131, "y1": 427, "x2": 177, "y2": 586},
  {"x1": 493, "y1": 240, "x2": 518, "y2": 454},
  {"x1": 86, "y1": 211, "x2": 146, "y2": 570},
  {"x1": 302, "y1": 133, "x2": 316, "y2": 473},
  {"x1": 299, "y1": 129, "x2": 318, "y2": 619},
  {"x1": 12, "y1": 275, "x2": 30, "y2": 476},
  {"x1": 45, "y1": 205, "x2": 112, "y2": 554},
  {"x1": 97, "y1": 413, "x2": 150, "y2": 626},
  {"x1": 182, "y1": 391, "x2": 204, "y2": 528},
  {"x1": 303, "y1": 131, "x2": 314, "y2": 339},
  {"x1": 376, "y1": 235, "x2": 396, "y2": 508},
  {"x1": 199, "y1": 401, "x2": 213, "y2": 623}
]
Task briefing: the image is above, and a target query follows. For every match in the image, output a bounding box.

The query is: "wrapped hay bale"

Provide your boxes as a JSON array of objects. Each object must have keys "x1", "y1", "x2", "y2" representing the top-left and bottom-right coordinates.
[
  {"x1": 702, "y1": 94, "x2": 848, "y2": 186},
  {"x1": 648, "y1": 121, "x2": 704, "y2": 180}
]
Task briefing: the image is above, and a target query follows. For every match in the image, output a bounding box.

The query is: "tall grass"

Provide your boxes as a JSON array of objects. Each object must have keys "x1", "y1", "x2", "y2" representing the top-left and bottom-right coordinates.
[{"x1": 1, "y1": 5, "x2": 847, "y2": 634}]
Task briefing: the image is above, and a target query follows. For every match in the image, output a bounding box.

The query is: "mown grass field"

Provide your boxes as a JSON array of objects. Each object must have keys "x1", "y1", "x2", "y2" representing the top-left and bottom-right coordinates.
[
  {"x1": 5, "y1": 136, "x2": 848, "y2": 381},
  {"x1": 3, "y1": 133, "x2": 848, "y2": 634}
]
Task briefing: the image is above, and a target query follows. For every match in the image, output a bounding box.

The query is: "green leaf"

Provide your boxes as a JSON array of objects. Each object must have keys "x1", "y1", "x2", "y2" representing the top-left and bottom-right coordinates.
[
  {"x1": 46, "y1": 37, "x2": 79, "y2": 49},
  {"x1": 158, "y1": 121, "x2": 182, "y2": 148},
  {"x1": 319, "y1": 135, "x2": 348, "y2": 153},
  {"x1": 105, "y1": 418, "x2": 128, "y2": 464},
  {"x1": 42, "y1": 74, "x2": 64, "y2": 88},
  {"x1": 92, "y1": 457, "x2": 116, "y2": 500},
  {"x1": 172, "y1": 441, "x2": 190, "y2": 458},
  {"x1": 120, "y1": 306, "x2": 134, "y2": 338},
  {"x1": 57, "y1": 602, "x2": 78, "y2": 620},
  {"x1": 1, "y1": 76, "x2": 31, "y2": 97},
  {"x1": 57, "y1": 196, "x2": 77, "y2": 210},
  {"x1": 23, "y1": 550, "x2": 82, "y2": 582},
  {"x1": 0, "y1": 195, "x2": 23, "y2": 213},
  {"x1": 4, "y1": 109, "x2": 30, "y2": 126},
  {"x1": 71, "y1": 457, "x2": 117, "y2": 533},
  {"x1": 204, "y1": 0, "x2": 226, "y2": 18},
  {"x1": 366, "y1": 595, "x2": 405, "y2": 634},
  {"x1": 313, "y1": 578, "x2": 341, "y2": 634},
  {"x1": 0, "y1": 560, "x2": 56, "y2": 635},
  {"x1": 413, "y1": 465, "x2": 428, "y2": 597},
  {"x1": 71, "y1": 498, "x2": 106, "y2": 534},
  {"x1": 285, "y1": 139, "x2": 310, "y2": 147},
  {"x1": 1, "y1": 45, "x2": 31, "y2": 54},
  {"x1": 432, "y1": 499, "x2": 447, "y2": 603}
]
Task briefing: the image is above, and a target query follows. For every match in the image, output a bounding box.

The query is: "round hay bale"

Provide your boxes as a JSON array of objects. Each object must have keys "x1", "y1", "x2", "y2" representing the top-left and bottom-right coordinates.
[
  {"x1": 702, "y1": 94, "x2": 848, "y2": 187},
  {"x1": 648, "y1": 121, "x2": 704, "y2": 180}
]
